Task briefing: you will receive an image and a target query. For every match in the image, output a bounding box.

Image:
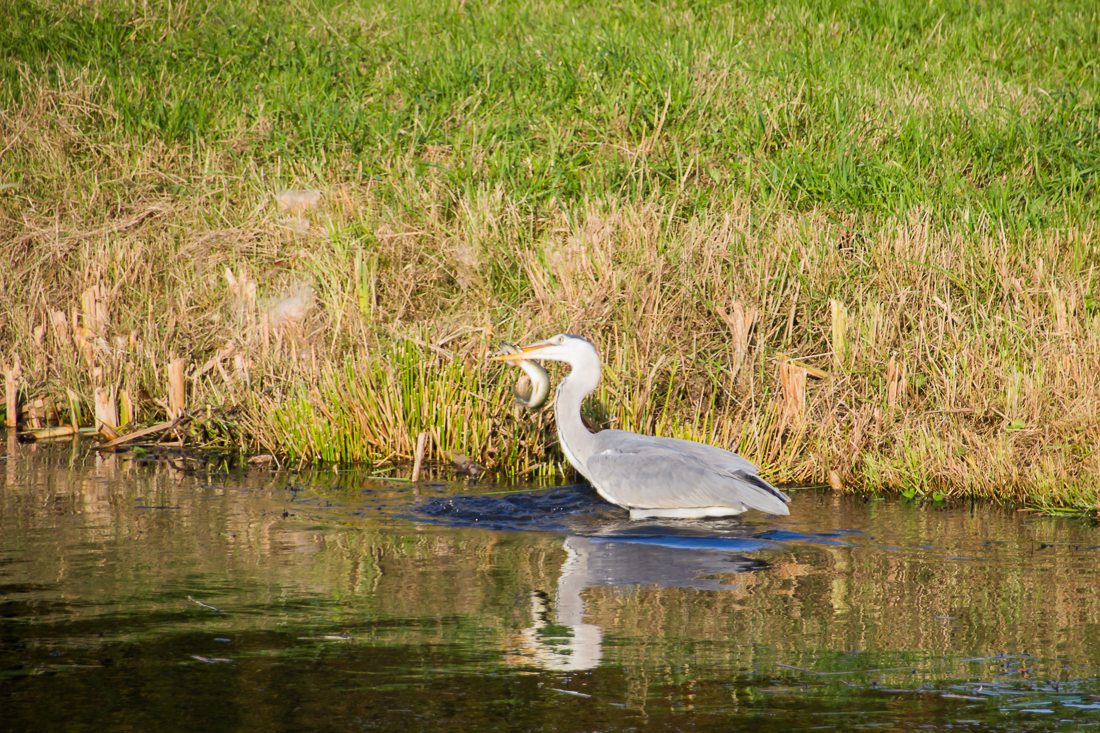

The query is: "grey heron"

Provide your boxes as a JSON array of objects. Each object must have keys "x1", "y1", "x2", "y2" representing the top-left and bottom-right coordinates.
[{"x1": 493, "y1": 334, "x2": 791, "y2": 519}]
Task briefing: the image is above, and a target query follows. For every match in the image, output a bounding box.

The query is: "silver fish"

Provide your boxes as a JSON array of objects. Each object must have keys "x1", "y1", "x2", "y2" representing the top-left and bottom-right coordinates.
[{"x1": 497, "y1": 344, "x2": 551, "y2": 410}]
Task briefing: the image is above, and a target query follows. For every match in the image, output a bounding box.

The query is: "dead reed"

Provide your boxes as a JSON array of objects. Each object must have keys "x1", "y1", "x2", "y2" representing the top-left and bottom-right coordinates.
[{"x1": 4, "y1": 170, "x2": 1098, "y2": 509}]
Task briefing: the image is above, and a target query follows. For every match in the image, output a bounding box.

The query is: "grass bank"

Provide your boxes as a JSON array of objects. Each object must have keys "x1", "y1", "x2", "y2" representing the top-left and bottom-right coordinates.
[{"x1": 1, "y1": 0, "x2": 1098, "y2": 509}]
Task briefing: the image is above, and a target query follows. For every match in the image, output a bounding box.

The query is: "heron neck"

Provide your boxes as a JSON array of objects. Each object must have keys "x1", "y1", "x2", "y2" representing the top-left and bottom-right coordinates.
[{"x1": 554, "y1": 363, "x2": 600, "y2": 470}]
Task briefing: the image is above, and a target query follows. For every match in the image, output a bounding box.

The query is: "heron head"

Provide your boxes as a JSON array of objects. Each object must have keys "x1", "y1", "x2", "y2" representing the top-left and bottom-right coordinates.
[{"x1": 491, "y1": 333, "x2": 596, "y2": 365}]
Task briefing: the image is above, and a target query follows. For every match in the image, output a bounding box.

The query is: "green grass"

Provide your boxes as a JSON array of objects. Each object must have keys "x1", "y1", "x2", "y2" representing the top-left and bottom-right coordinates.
[
  {"x1": 4, "y1": 0, "x2": 1097, "y2": 225},
  {"x1": 1, "y1": 0, "x2": 1098, "y2": 509}
]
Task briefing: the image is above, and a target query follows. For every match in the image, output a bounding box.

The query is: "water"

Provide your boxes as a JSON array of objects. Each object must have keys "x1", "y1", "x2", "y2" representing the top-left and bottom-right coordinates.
[{"x1": 2, "y1": 438, "x2": 1099, "y2": 731}]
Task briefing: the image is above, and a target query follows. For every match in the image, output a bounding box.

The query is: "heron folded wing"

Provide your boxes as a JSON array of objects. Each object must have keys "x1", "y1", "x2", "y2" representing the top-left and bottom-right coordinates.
[
  {"x1": 592, "y1": 429, "x2": 763, "y2": 472},
  {"x1": 584, "y1": 435, "x2": 790, "y2": 516}
]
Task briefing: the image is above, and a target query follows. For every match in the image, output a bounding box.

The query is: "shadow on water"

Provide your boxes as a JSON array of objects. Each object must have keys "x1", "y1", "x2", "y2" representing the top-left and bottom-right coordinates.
[{"x1": 2, "y1": 439, "x2": 1099, "y2": 731}]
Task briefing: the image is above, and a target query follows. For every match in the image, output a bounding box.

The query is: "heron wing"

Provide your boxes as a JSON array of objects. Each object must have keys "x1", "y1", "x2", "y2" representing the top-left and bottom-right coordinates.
[{"x1": 583, "y1": 430, "x2": 790, "y2": 515}]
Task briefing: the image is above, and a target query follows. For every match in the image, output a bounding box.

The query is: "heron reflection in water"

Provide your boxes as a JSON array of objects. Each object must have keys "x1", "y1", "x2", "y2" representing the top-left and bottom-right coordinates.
[
  {"x1": 494, "y1": 334, "x2": 791, "y2": 520},
  {"x1": 515, "y1": 527, "x2": 772, "y2": 671}
]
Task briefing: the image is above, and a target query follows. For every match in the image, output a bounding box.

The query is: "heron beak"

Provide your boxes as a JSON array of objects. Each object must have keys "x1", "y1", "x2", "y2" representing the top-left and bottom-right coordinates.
[{"x1": 490, "y1": 340, "x2": 552, "y2": 362}]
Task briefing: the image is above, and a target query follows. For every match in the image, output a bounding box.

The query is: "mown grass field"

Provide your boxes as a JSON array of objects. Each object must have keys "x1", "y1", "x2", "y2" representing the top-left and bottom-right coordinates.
[{"x1": 1, "y1": 0, "x2": 1098, "y2": 509}]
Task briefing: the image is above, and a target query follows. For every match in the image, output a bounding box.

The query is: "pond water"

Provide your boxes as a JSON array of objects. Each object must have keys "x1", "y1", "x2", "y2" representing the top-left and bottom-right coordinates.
[{"x1": 2, "y1": 438, "x2": 1099, "y2": 732}]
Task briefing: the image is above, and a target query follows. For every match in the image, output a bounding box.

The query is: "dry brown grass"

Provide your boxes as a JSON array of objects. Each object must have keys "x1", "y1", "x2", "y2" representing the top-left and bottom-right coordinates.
[{"x1": 4, "y1": 135, "x2": 1099, "y2": 510}]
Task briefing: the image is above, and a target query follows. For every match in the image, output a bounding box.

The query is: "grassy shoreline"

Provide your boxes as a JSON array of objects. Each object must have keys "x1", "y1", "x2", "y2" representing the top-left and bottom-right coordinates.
[{"x1": 2, "y1": 0, "x2": 1098, "y2": 510}]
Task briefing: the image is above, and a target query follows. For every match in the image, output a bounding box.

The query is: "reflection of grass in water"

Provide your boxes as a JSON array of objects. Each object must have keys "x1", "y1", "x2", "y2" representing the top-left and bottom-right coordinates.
[
  {"x1": 4, "y1": 447, "x2": 1100, "y2": 726},
  {"x1": 2, "y1": 0, "x2": 1100, "y2": 508}
]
